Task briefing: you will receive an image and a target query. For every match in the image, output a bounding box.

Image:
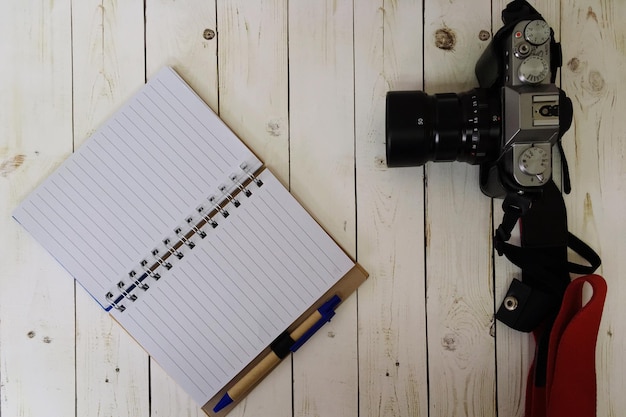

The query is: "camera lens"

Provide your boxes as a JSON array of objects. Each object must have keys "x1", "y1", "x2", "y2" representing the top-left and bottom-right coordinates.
[{"x1": 385, "y1": 89, "x2": 501, "y2": 167}]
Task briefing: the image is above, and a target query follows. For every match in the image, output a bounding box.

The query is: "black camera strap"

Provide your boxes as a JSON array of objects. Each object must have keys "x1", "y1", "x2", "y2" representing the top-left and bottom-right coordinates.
[{"x1": 494, "y1": 180, "x2": 601, "y2": 389}]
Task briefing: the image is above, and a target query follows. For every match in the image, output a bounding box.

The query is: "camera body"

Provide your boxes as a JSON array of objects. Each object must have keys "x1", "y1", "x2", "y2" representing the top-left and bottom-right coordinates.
[
  {"x1": 386, "y1": 11, "x2": 570, "y2": 198},
  {"x1": 477, "y1": 18, "x2": 562, "y2": 197}
]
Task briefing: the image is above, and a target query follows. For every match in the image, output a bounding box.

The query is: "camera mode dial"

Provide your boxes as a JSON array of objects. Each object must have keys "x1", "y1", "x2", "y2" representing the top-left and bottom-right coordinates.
[
  {"x1": 524, "y1": 20, "x2": 550, "y2": 45},
  {"x1": 518, "y1": 146, "x2": 549, "y2": 182},
  {"x1": 518, "y1": 55, "x2": 549, "y2": 84}
]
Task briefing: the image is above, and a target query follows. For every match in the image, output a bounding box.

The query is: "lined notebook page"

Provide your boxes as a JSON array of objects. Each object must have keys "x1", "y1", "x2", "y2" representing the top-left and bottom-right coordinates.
[
  {"x1": 12, "y1": 67, "x2": 261, "y2": 308},
  {"x1": 113, "y1": 169, "x2": 354, "y2": 405}
]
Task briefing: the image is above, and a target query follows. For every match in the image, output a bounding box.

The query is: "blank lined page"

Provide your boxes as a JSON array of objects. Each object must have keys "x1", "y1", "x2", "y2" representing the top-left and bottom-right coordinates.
[
  {"x1": 12, "y1": 67, "x2": 261, "y2": 308},
  {"x1": 113, "y1": 169, "x2": 355, "y2": 405}
]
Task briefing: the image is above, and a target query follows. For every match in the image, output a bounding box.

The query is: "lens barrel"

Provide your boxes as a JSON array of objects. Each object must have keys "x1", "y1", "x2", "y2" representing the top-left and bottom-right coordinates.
[{"x1": 385, "y1": 88, "x2": 501, "y2": 167}]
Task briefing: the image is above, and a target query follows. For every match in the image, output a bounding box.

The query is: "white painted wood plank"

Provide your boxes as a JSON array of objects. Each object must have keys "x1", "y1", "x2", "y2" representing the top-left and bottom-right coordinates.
[
  {"x1": 217, "y1": 0, "x2": 289, "y2": 185},
  {"x1": 144, "y1": 1, "x2": 218, "y2": 415},
  {"x1": 148, "y1": 361, "x2": 215, "y2": 417},
  {"x1": 146, "y1": 0, "x2": 219, "y2": 111},
  {"x1": 215, "y1": 1, "x2": 291, "y2": 416},
  {"x1": 423, "y1": 0, "x2": 496, "y2": 415},
  {"x1": 70, "y1": 1, "x2": 151, "y2": 416},
  {"x1": 0, "y1": 1, "x2": 75, "y2": 417},
  {"x1": 288, "y1": 1, "x2": 358, "y2": 416},
  {"x1": 561, "y1": 1, "x2": 626, "y2": 415},
  {"x1": 72, "y1": 0, "x2": 148, "y2": 143},
  {"x1": 354, "y1": 1, "x2": 429, "y2": 416}
]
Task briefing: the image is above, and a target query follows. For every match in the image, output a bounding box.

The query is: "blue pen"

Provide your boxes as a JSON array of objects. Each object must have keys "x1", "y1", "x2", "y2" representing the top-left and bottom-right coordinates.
[{"x1": 213, "y1": 295, "x2": 342, "y2": 413}]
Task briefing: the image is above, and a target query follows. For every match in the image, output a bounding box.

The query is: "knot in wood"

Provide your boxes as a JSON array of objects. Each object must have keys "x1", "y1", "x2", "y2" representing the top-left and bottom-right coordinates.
[
  {"x1": 588, "y1": 70, "x2": 605, "y2": 93},
  {"x1": 442, "y1": 333, "x2": 457, "y2": 351},
  {"x1": 203, "y1": 29, "x2": 215, "y2": 40},
  {"x1": 435, "y1": 28, "x2": 456, "y2": 51},
  {"x1": 567, "y1": 57, "x2": 581, "y2": 72}
]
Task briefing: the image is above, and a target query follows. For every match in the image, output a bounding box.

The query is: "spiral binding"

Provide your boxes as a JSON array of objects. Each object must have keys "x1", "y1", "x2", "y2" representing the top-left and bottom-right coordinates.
[
  {"x1": 241, "y1": 162, "x2": 263, "y2": 187},
  {"x1": 209, "y1": 195, "x2": 229, "y2": 218},
  {"x1": 231, "y1": 173, "x2": 252, "y2": 197},
  {"x1": 105, "y1": 163, "x2": 264, "y2": 312},
  {"x1": 219, "y1": 184, "x2": 240, "y2": 208}
]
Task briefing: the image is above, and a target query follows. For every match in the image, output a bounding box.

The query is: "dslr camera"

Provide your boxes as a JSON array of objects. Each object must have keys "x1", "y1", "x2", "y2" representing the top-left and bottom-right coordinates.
[{"x1": 385, "y1": 1, "x2": 571, "y2": 198}]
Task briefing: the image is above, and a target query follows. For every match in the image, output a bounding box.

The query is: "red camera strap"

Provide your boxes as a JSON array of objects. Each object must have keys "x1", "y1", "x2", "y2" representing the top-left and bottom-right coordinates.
[{"x1": 525, "y1": 274, "x2": 606, "y2": 417}]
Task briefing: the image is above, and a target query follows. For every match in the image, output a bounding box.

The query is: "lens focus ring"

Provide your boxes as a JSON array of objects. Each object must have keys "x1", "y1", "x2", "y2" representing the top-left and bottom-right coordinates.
[{"x1": 385, "y1": 91, "x2": 434, "y2": 167}]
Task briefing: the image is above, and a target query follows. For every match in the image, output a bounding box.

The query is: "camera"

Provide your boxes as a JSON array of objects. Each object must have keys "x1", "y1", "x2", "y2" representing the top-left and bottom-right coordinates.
[{"x1": 385, "y1": 2, "x2": 572, "y2": 199}]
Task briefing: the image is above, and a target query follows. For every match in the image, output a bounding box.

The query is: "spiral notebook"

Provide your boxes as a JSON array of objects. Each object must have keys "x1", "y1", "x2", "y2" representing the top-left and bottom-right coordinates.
[{"x1": 12, "y1": 67, "x2": 367, "y2": 415}]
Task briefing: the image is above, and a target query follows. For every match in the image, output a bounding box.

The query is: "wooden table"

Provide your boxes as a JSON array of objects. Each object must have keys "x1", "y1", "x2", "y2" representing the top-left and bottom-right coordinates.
[{"x1": 1, "y1": 1, "x2": 623, "y2": 416}]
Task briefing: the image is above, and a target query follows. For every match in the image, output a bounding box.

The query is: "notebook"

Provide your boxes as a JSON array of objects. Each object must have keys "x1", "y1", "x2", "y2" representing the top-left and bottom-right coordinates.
[{"x1": 12, "y1": 67, "x2": 367, "y2": 415}]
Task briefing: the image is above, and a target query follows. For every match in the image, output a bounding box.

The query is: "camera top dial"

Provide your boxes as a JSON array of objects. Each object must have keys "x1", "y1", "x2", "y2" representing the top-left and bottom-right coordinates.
[
  {"x1": 518, "y1": 55, "x2": 550, "y2": 84},
  {"x1": 519, "y1": 146, "x2": 549, "y2": 176},
  {"x1": 515, "y1": 144, "x2": 551, "y2": 185},
  {"x1": 524, "y1": 20, "x2": 551, "y2": 45},
  {"x1": 508, "y1": 20, "x2": 552, "y2": 86}
]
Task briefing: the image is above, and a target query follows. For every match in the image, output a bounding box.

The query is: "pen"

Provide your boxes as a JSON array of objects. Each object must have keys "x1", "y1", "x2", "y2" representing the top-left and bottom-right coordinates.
[{"x1": 213, "y1": 295, "x2": 342, "y2": 413}]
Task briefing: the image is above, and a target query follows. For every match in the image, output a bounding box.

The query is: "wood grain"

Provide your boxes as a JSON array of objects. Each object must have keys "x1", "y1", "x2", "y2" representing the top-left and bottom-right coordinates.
[
  {"x1": 288, "y1": 1, "x2": 358, "y2": 416},
  {"x1": 0, "y1": 1, "x2": 75, "y2": 417},
  {"x1": 146, "y1": 0, "x2": 219, "y2": 110},
  {"x1": 562, "y1": 2, "x2": 626, "y2": 416},
  {"x1": 423, "y1": 0, "x2": 496, "y2": 415},
  {"x1": 354, "y1": 1, "x2": 429, "y2": 416},
  {"x1": 217, "y1": 0, "x2": 289, "y2": 185}
]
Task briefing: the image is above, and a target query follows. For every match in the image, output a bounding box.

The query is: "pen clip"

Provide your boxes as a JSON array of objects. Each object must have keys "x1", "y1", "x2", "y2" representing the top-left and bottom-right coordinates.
[{"x1": 290, "y1": 295, "x2": 341, "y2": 353}]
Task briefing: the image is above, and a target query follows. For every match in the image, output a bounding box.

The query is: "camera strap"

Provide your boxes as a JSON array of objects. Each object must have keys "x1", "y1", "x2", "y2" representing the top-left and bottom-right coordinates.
[
  {"x1": 488, "y1": 3, "x2": 607, "y2": 415},
  {"x1": 526, "y1": 274, "x2": 606, "y2": 417},
  {"x1": 494, "y1": 180, "x2": 605, "y2": 417},
  {"x1": 495, "y1": 182, "x2": 601, "y2": 334}
]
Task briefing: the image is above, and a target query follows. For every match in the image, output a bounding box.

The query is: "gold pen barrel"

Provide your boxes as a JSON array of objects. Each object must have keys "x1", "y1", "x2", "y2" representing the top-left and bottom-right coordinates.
[
  {"x1": 228, "y1": 352, "x2": 281, "y2": 400},
  {"x1": 289, "y1": 311, "x2": 323, "y2": 341}
]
